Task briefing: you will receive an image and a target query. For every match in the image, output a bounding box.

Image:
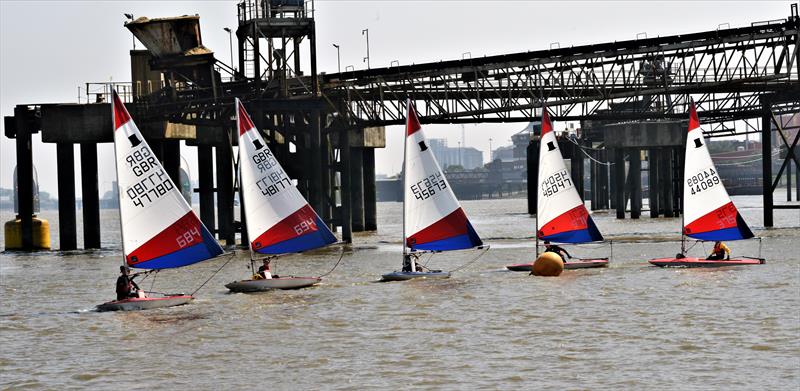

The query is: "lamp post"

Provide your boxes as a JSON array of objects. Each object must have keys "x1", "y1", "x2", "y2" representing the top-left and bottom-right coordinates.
[
  {"x1": 223, "y1": 27, "x2": 235, "y2": 72},
  {"x1": 332, "y1": 43, "x2": 341, "y2": 73},
  {"x1": 124, "y1": 13, "x2": 135, "y2": 50},
  {"x1": 362, "y1": 29, "x2": 370, "y2": 69}
]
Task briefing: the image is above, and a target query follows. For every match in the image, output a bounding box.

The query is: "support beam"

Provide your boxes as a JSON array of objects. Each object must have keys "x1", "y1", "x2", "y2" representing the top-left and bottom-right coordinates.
[
  {"x1": 662, "y1": 148, "x2": 675, "y2": 218},
  {"x1": 630, "y1": 149, "x2": 642, "y2": 219},
  {"x1": 570, "y1": 143, "x2": 584, "y2": 201},
  {"x1": 162, "y1": 139, "x2": 181, "y2": 186},
  {"x1": 14, "y1": 106, "x2": 34, "y2": 250},
  {"x1": 57, "y1": 143, "x2": 77, "y2": 250},
  {"x1": 761, "y1": 101, "x2": 773, "y2": 227},
  {"x1": 340, "y1": 129, "x2": 353, "y2": 242},
  {"x1": 363, "y1": 147, "x2": 377, "y2": 231},
  {"x1": 649, "y1": 149, "x2": 660, "y2": 218},
  {"x1": 197, "y1": 145, "x2": 216, "y2": 236},
  {"x1": 80, "y1": 143, "x2": 101, "y2": 249},
  {"x1": 614, "y1": 149, "x2": 626, "y2": 219},
  {"x1": 527, "y1": 140, "x2": 538, "y2": 215},
  {"x1": 216, "y1": 142, "x2": 235, "y2": 245},
  {"x1": 350, "y1": 147, "x2": 365, "y2": 231}
]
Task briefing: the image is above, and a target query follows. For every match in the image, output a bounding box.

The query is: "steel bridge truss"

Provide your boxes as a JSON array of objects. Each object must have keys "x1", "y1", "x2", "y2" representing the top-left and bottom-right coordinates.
[{"x1": 323, "y1": 11, "x2": 799, "y2": 135}]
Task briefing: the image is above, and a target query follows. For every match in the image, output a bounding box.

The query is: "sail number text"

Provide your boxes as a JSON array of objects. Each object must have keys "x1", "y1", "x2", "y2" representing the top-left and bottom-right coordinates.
[
  {"x1": 176, "y1": 226, "x2": 200, "y2": 248},
  {"x1": 125, "y1": 147, "x2": 175, "y2": 208},
  {"x1": 687, "y1": 167, "x2": 720, "y2": 195},
  {"x1": 252, "y1": 149, "x2": 292, "y2": 197},
  {"x1": 541, "y1": 169, "x2": 573, "y2": 197},
  {"x1": 411, "y1": 172, "x2": 447, "y2": 201},
  {"x1": 293, "y1": 218, "x2": 317, "y2": 235}
]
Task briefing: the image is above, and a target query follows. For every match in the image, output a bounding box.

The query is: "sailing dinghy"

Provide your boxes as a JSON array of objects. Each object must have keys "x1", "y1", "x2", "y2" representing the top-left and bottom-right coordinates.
[
  {"x1": 97, "y1": 90, "x2": 224, "y2": 312},
  {"x1": 225, "y1": 99, "x2": 337, "y2": 292},
  {"x1": 650, "y1": 102, "x2": 763, "y2": 267},
  {"x1": 506, "y1": 107, "x2": 608, "y2": 272},
  {"x1": 381, "y1": 100, "x2": 484, "y2": 282}
]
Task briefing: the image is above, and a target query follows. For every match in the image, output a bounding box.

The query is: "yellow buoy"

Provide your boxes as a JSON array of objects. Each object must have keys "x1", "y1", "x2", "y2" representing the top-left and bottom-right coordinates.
[
  {"x1": 531, "y1": 251, "x2": 564, "y2": 277},
  {"x1": 4, "y1": 216, "x2": 51, "y2": 250}
]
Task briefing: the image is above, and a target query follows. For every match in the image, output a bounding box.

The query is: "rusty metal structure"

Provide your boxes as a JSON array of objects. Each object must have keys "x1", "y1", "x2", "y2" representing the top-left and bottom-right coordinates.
[{"x1": 4, "y1": 1, "x2": 799, "y2": 251}]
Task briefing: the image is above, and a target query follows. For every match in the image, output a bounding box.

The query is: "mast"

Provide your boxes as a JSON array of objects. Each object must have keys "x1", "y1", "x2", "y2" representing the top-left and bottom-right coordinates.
[
  {"x1": 403, "y1": 99, "x2": 410, "y2": 270},
  {"x1": 111, "y1": 90, "x2": 128, "y2": 267}
]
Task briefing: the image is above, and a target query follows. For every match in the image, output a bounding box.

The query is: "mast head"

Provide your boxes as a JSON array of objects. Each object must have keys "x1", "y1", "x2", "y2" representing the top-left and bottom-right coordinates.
[
  {"x1": 540, "y1": 106, "x2": 553, "y2": 136},
  {"x1": 406, "y1": 101, "x2": 421, "y2": 136},
  {"x1": 688, "y1": 101, "x2": 700, "y2": 132}
]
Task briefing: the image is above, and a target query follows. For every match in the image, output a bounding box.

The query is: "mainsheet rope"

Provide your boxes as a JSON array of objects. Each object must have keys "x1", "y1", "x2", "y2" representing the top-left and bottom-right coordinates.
[
  {"x1": 448, "y1": 246, "x2": 491, "y2": 273},
  {"x1": 317, "y1": 245, "x2": 348, "y2": 278},
  {"x1": 190, "y1": 251, "x2": 238, "y2": 296}
]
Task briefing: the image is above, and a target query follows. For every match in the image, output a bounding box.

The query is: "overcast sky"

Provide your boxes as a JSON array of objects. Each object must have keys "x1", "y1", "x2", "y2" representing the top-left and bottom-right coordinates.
[{"x1": 0, "y1": 0, "x2": 794, "y2": 199}]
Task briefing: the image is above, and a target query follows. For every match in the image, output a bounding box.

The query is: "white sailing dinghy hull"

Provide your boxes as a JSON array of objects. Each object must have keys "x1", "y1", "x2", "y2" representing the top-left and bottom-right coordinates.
[
  {"x1": 225, "y1": 277, "x2": 321, "y2": 292},
  {"x1": 96, "y1": 295, "x2": 194, "y2": 312},
  {"x1": 381, "y1": 271, "x2": 451, "y2": 282}
]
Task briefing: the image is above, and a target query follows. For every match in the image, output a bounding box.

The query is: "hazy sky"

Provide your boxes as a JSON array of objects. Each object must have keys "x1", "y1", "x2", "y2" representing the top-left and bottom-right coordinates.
[{"x1": 0, "y1": 0, "x2": 794, "y2": 199}]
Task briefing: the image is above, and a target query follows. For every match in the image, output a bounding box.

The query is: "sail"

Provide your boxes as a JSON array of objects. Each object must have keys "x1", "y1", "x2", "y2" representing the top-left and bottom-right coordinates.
[
  {"x1": 403, "y1": 100, "x2": 482, "y2": 251},
  {"x1": 682, "y1": 102, "x2": 753, "y2": 240},
  {"x1": 236, "y1": 99, "x2": 336, "y2": 254},
  {"x1": 112, "y1": 90, "x2": 223, "y2": 269},
  {"x1": 536, "y1": 108, "x2": 603, "y2": 243}
]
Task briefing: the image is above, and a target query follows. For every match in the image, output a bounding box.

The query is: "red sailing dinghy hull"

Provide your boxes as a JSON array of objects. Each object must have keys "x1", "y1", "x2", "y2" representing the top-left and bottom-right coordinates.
[
  {"x1": 96, "y1": 295, "x2": 194, "y2": 312},
  {"x1": 649, "y1": 257, "x2": 764, "y2": 268},
  {"x1": 506, "y1": 258, "x2": 609, "y2": 272}
]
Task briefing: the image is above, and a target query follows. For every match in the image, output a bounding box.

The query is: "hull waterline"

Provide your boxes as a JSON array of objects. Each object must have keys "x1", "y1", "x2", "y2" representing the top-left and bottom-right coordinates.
[
  {"x1": 96, "y1": 295, "x2": 194, "y2": 312},
  {"x1": 226, "y1": 277, "x2": 321, "y2": 292}
]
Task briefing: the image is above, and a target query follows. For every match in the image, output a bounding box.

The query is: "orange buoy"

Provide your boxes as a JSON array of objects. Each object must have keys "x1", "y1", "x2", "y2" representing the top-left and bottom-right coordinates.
[{"x1": 531, "y1": 252, "x2": 564, "y2": 277}]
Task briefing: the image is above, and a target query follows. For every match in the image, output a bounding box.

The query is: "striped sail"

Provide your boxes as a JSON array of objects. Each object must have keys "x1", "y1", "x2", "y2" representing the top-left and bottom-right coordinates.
[
  {"x1": 536, "y1": 108, "x2": 603, "y2": 243},
  {"x1": 112, "y1": 90, "x2": 223, "y2": 269},
  {"x1": 403, "y1": 100, "x2": 482, "y2": 251},
  {"x1": 237, "y1": 99, "x2": 336, "y2": 254},
  {"x1": 682, "y1": 102, "x2": 753, "y2": 240}
]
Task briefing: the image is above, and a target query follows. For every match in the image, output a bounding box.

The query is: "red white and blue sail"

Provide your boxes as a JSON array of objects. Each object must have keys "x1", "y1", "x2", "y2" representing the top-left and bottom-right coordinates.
[
  {"x1": 237, "y1": 99, "x2": 336, "y2": 254},
  {"x1": 403, "y1": 100, "x2": 482, "y2": 252},
  {"x1": 112, "y1": 90, "x2": 223, "y2": 269},
  {"x1": 682, "y1": 102, "x2": 753, "y2": 241},
  {"x1": 536, "y1": 108, "x2": 603, "y2": 243}
]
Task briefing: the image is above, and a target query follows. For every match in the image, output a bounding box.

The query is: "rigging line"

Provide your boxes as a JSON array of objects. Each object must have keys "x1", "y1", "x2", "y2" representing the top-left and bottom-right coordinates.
[
  {"x1": 449, "y1": 246, "x2": 490, "y2": 273},
  {"x1": 317, "y1": 246, "x2": 347, "y2": 278},
  {"x1": 149, "y1": 269, "x2": 159, "y2": 293},
  {"x1": 190, "y1": 252, "x2": 238, "y2": 296},
  {"x1": 563, "y1": 136, "x2": 615, "y2": 166}
]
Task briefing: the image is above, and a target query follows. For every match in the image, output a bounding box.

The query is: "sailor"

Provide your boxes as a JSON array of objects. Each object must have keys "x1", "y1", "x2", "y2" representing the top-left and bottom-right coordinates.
[
  {"x1": 706, "y1": 241, "x2": 731, "y2": 260},
  {"x1": 402, "y1": 254, "x2": 426, "y2": 273},
  {"x1": 257, "y1": 259, "x2": 273, "y2": 279},
  {"x1": 543, "y1": 241, "x2": 572, "y2": 263},
  {"x1": 116, "y1": 266, "x2": 141, "y2": 300}
]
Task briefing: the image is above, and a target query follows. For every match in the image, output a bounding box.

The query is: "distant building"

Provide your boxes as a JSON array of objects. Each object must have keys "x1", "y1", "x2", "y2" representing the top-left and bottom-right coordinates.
[{"x1": 428, "y1": 138, "x2": 484, "y2": 170}]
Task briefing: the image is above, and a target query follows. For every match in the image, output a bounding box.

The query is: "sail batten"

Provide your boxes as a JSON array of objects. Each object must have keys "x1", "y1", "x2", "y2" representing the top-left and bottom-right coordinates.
[
  {"x1": 536, "y1": 108, "x2": 603, "y2": 243},
  {"x1": 403, "y1": 100, "x2": 482, "y2": 252},
  {"x1": 112, "y1": 90, "x2": 223, "y2": 269},
  {"x1": 682, "y1": 102, "x2": 753, "y2": 241},
  {"x1": 237, "y1": 99, "x2": 336, "y2": 255}
]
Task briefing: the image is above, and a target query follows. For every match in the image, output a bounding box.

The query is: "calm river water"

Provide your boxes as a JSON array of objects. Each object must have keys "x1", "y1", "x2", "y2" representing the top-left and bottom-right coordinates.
[{"x1": 1, "y1": 196, "x2": 799, "y2": 390}]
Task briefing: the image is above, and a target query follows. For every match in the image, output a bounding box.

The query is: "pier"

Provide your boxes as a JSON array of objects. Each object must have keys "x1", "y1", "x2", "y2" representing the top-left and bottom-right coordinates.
[{"x1": 3, "y1": 1, "x2": 799, "y2": 251}]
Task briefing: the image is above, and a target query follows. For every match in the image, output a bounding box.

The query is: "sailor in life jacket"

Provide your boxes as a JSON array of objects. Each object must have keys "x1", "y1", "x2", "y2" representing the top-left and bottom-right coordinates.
[
  {"x1": 257, "y1": 259, "x2": 273, "y2": 279},
  {"x1": 706, "y1": 241, "x2": 731, "y2": 260}
]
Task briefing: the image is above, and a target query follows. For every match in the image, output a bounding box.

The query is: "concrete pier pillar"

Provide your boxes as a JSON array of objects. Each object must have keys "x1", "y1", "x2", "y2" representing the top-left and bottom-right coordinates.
[
  {"x1": 630, "y1": 148, "x2": 642, "y2": 219},
  {"x1": 309, "y1": 110, "x2": 324, "y2": 216},
  {"x1": 14, "y1": 106, "x2": 34, "y2": 250},
  {"x1": 614, "y1": 149, "x2": 626, "y2": 219},
  {"x1": 215, "y1": 142, "x2": 235, "y2": 245},
  {"x1": 350, "y1": 147, "x2": 365, "y2": 231},
  {"x1": 527, "y1": 140, "x2": 538, "y2": 215},
  {"x1": 648, "y1": 149, "x2": 660, "y2": 218},
  {"x1": 661, "y1": 148, "x2": 674, "y2": 217},
  {"x1": 339, "y1": 129, "x2": 353, "y2": 242},
  {"x1": 599, "y1": 150, "x2": 609, "y2": 209},
  {"x1": 80, "y1": 143, "x2": 101, "y2": 248},
  {"x1": 197, "y1": 145, "x2": 216, "y2": 236},
  {"x1": 56, "y1": 143, "x2": 77, "y2": 250},
  {"x1": 571, "y1": 143, "x2": 584, "y2": 201},
  {"x1": 363, "y1": 147, "x2": 377, "y2": 231},
  {"x1": 162, "y1": 139, "x2": 181, "y2": 186}
]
